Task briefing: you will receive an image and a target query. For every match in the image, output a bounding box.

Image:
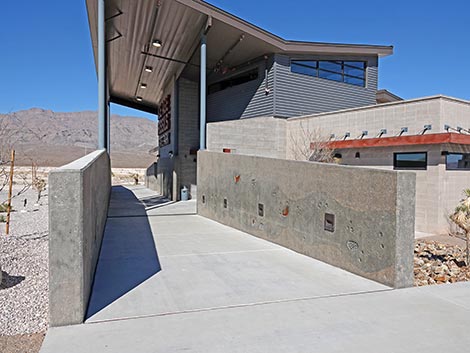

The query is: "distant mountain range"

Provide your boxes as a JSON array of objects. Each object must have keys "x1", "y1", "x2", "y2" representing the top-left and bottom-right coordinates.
[{"x1": 0, "y1": 108, "x2": 157, "y2": 168}]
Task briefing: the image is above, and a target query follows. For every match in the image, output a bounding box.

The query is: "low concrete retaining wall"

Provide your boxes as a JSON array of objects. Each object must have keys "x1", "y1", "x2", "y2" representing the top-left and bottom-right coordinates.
[
  {"x1": 197, "y1": 151, "x2": 416, "y2": 288},
  {"x1": 48, "y1": 149, "x2": 111, "y2": 326}
]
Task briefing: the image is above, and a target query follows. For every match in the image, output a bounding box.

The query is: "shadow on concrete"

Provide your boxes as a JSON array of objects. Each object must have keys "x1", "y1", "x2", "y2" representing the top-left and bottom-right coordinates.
[
  {"x1": 139, "y1": 195, "x2": 176, "y2": 212},
  {"x1": 86, "y1": 186, "x2": 161, "y2": 319},
  {"x1": 0, "y1": 272, "x2": 25, "y2": 290}
]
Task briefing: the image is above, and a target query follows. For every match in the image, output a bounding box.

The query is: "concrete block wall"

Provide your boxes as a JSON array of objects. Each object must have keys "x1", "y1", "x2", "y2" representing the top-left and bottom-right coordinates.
[
  {"x1": 207, "y1": 116, "x2": 288, "y2": 159},
  {"x1": 337, "y1": 145, "x2": 441, "y2": 234},
  {"x1": 197, "y1": 151, "x2": 416, "y2": 288},
  {"x1": 175, "y1": 78, "x2": 199, "y2": 199},
  {"x1": 205, "y1": 96, "x2": 468, "y2": 235},
  {"x1": 286, "y1": 97, "x2": 470, "y2": 160},
  {"x1": 147, "y1": 78, "x2": 199, "y2": 201},
  {"x1": 338, "y1": 143, "x2": 470, "y2": 234},
  {"x1": 440, "y1": 98, "x2": 470, "y2": 130},
  {"x1": 440, "y1": 143, "x2": 470, "y2": 232},
  {"x1": 48, "y1": 150, "x2": 111, "y2": 326}
]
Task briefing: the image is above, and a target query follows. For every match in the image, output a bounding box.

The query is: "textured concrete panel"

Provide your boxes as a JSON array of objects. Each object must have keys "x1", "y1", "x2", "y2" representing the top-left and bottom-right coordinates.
[
  {"x1": 48, "y1": 149, "x2": 111, "y2": 326},
  {"x1": 197, "y1": 151, "x2": 416, "y2": 288}
]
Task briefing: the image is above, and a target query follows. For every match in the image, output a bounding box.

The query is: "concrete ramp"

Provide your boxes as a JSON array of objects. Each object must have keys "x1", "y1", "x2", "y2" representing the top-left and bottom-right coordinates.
[
  {"x1": 40, "y1": 186, "x2": 470, "y2": 352},
  {"x1": 86, "y1": 186, "x2": 387, "y2": 323}
]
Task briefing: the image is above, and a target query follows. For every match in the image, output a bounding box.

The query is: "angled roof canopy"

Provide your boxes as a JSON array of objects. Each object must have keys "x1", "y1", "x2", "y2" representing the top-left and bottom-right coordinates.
[{"x1": 86, "y1": 0, "x2": 393, "y2": 112}]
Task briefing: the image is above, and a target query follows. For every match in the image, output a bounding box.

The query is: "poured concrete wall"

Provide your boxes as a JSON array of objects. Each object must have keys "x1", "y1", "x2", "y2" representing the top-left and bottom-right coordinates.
[
  {"x1": 197, "y1": 151, "x2": 416, "y2": 288},
  {"x1": 48, "y1": 149, "x2": 111, "y2": 326}
]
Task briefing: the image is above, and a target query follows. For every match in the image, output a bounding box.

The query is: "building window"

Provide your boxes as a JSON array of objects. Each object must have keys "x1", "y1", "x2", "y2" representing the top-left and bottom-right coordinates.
[
  {"x1": 446, "y1": 153, "x2": 470, "y2": 170},
  {"x1": 393, "y1": 152, "x2": 427, "y2": 170},
  {"x1": 208, "y1": 68, "x2": 259, "y2": 94},
  {"x1": 291, "y1": 60, "x2": 366, "y2": 87}
]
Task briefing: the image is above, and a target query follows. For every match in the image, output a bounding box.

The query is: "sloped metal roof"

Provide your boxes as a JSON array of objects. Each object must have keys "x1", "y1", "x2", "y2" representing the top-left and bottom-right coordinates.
[{"x1": 86, "y1": 0, "x2": 393, "y2": 112}]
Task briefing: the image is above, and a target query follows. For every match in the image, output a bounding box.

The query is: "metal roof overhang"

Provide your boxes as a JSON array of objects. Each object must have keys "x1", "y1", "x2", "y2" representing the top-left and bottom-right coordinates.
[{"x1": 86, "y1": 0, "x2": 394, "y2": 113}]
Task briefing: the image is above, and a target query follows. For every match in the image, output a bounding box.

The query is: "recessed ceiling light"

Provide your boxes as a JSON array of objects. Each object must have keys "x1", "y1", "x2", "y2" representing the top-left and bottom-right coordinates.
[
  {"x1": 136, "y1": 96, "x2": 143, "y2": 102},
  {"x1": 152, "y1": 39, "x2": 162, "y2": 48},
  {"x1": 140, "y1": 83, "x2": 147, "y2": 89},
  {"x1": 145, "y1": 66, "x2": 153, "y2": 73}
]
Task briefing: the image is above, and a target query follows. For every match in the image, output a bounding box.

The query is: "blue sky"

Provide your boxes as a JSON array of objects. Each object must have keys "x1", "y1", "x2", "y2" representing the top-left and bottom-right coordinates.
[{"x1": 1, "y1": 0, "x2": 468, "y2": 120}]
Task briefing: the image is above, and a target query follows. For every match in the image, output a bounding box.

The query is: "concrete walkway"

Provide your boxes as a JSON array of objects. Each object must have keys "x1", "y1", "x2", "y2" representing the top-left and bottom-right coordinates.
[{"x1": 40, "y1": 186, "x2": 470, "y2": 352}]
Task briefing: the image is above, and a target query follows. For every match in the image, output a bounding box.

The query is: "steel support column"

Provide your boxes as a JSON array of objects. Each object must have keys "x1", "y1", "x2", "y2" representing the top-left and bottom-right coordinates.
[
  {"x1": 199, "y1": 34, "x2": 207, "y2": 150},
  {"x1": 98, "y1": 0, "x2": 107, "y2": 150}
]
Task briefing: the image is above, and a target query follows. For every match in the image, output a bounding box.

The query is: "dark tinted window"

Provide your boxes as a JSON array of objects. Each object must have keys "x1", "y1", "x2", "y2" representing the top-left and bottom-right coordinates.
[
  {"x1": 319, "y1": 61, "x2": 342, "y2": 73},
  {"x1": 394, "y1": 152, "x2": 427, "y2": 170},
  {"x1": 291, "y1": 62, "x2": 317, "y2": 77},
  {"x1": 208, "y1": 69, "x2": 259, "y2": 94},
  {"x1": 344, "y1": 66, "x2": 365, "y2": 78},
  {"x1": 291, "y1": 60, "x2": 366, "y2": 87},
  {"x1": 344, "y1": 61, "x2": 365, "y2": 69},
  {"x1": 446, "y1": 153, "x2": 470, "y2": 170},
  {"x1": 319, "y1": 70, "x2": 342, "y2": 82}
]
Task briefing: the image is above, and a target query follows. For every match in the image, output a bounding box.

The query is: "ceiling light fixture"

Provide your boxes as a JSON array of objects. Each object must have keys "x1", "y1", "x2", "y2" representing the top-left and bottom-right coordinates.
[
  {"x1": 140, "y1": 83, "x2": 147, "y2": 89},
  {"x1": 136, "y1": 96, "x2": 143, "y2": 102},
  {"x1": 152, "y1": 39, "x2": 162, "y2": 48},
  {"x1": 145, "y1": 66, "x2": 153, "y2": 73}
]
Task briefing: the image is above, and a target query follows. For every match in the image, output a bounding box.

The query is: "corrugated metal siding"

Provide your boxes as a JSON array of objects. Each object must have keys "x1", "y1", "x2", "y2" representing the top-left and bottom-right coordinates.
[
  {"x1": 273, "y1": 54, "x2": 378, "y2": 117},
  {"x1": 207, "y1": 60, "x2": 275, "y2": 122}
]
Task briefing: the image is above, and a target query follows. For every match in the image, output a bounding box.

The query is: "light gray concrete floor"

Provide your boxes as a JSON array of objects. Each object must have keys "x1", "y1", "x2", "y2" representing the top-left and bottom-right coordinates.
[{"x1": 40, "y1": 186, "x2": 470, "y2": 352}]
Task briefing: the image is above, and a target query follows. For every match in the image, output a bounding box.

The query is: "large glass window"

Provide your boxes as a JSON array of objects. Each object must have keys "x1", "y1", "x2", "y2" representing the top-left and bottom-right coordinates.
[
  {"x1": 290, "y1": 60, "x2": 366, "y2": 87},
  {"x1": 446, "y1": 153, "x2": 470, "y2": 170},
  {"x1": 393, "y1": 152, "x2": 427, "y2": 170},
  {"x1": 291, "y1": 61, "x2": 317, "y2": 77}
]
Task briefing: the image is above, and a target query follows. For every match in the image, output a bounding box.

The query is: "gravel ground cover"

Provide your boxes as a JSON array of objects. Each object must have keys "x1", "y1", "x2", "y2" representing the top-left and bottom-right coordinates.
[
  {"x1": 1, "y1": 187, "x2": 49, "y2": 341},
  {"x1": 0, "y1": 333, "x2": 45, "y2": 353},
  {"x1": 414, "y1": 239, "x2": 470, "y2": 286}
]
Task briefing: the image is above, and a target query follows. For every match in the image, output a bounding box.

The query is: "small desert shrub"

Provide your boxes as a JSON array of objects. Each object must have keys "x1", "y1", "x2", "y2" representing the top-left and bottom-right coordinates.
[
  {"x1": 130, "y1": 173, "x2": 139, "y2": 185},
  {"x1": 450, "y1": 189, "x2": 470, "y2": 265},
  {"x1": 0, "y1": 214, "x2": 5, "y2": 223},
  {"x1": 0, "y1": 203, "x2": 9, "y2": 213},
  {"x1": 33, "y1": 178, "x2": 46, "y2": 202}
]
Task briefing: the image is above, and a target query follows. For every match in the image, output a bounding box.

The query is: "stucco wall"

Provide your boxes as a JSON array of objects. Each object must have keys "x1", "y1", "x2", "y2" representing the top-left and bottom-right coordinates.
[
  {"x1": 197, "y1": 151, "x2": 416, "y2": 288},
  {"x1": 48, "y1": 149, "x2": 111, "y2": 326}
]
